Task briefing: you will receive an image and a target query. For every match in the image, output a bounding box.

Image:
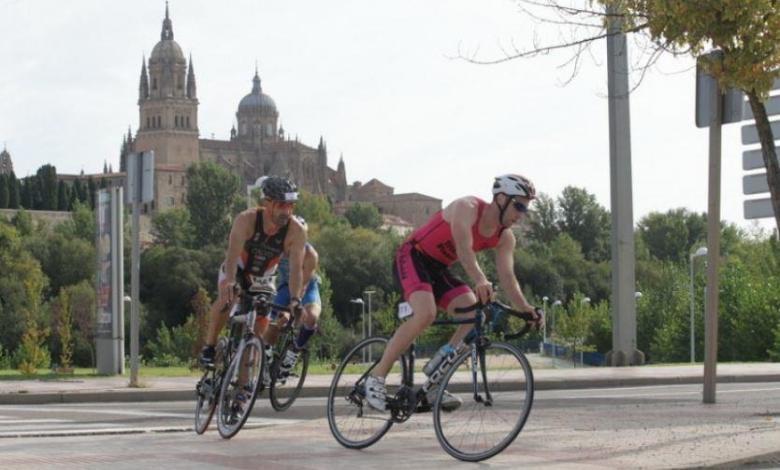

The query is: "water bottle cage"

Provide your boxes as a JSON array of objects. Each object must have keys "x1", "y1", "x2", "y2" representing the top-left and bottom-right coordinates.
[{"x1": 422, "y1": 352, "x2": 458, "y2": 392}]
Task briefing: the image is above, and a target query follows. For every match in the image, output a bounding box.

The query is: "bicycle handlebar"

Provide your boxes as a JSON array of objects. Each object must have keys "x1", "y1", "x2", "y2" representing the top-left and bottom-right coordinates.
[{"x1": 453, "y1": 301, "x2": 543, "y2": 340}]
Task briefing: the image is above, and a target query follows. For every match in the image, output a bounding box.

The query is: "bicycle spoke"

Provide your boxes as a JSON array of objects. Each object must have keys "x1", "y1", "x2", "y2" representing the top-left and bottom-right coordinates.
[{"x1": 433, "y1": 342, "x2": 534, "y2": 461}]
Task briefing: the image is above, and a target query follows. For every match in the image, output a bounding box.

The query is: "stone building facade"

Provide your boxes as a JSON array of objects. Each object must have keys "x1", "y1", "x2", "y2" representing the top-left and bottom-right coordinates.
[{"x1": 113, "y1": 6, "x2": 438, "y2": 227}]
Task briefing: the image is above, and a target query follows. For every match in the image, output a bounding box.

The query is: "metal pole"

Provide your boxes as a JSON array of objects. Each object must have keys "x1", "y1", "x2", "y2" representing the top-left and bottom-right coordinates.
[
  {"x1": 361, "y1": 301, "x2": 366, "y2": 363},
  {"x1": 365, "y1": 290, "x2": 375, "y2": 362},
  {"x1": 606, "y1": 4, "x2": 641, "y2": 366},
  {"x1": 129, "y1": 157, "x2": 142, "y2": 387},
  {"x1": 703, "y1": 76, "x2": 723, "y2": 404},
  {"x1": 690, "y1": 254, "x2": 695, "y2": 364}
]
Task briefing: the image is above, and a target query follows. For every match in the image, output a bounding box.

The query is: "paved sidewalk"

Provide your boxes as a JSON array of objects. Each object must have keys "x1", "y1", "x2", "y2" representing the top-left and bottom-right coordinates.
[{"x1": 1, "y1": 362, "x2": 778, "y2": 405}]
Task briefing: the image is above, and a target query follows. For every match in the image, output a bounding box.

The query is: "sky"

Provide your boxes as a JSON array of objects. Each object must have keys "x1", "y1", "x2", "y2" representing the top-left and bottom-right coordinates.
[{"x1": 0, "y1": 0, "x2": 774, "y2": 232}]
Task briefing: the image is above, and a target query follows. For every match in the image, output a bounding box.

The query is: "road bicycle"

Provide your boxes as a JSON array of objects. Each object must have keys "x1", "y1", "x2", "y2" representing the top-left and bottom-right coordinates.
[{"x1": 327, "y1": 300, "x2": 541, "y2": 461}]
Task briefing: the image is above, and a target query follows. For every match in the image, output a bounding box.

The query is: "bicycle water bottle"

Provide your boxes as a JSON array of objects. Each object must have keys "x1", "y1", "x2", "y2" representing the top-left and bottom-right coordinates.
[{"x1": 423, "y1": 343, "x2": 456, "y2": 377}]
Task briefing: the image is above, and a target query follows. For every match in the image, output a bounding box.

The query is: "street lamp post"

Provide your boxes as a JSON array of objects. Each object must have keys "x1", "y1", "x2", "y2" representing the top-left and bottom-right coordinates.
[
  {"x1": 542, "y1": 296, "x2": 549, "y2": 344},
  {"x1": 364, "y1": 290, "x2": 375, "y2": 361},
  {"x1": 689, "y1": 246, "x2": 708, "y2": 363},
  {"x1": 350, "y1": 298, "x2": 366, "y2": 362}
]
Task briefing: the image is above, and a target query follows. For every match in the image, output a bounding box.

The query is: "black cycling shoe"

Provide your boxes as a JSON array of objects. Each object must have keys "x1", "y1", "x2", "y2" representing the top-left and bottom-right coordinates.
[{"x1": 199, "y1": 345, "x2": 216, "y2": 366}]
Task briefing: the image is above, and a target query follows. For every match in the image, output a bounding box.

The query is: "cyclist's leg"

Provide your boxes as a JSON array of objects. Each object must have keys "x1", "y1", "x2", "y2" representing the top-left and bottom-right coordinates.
[
  {"x1": 442, "y1": 289, "x2": 479, "y2": 346},
  {"x1": 294, "y1": 280, "x2": 321, "y2": 348},
  {"x1": 372, "y1": 290, "x2": 436, "y2": 378}
]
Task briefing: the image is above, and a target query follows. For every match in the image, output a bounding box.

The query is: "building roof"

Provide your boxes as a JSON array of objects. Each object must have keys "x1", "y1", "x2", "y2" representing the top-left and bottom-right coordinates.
[{"x1": 237, "y1": 71, "x2": 277, "y2": 113}]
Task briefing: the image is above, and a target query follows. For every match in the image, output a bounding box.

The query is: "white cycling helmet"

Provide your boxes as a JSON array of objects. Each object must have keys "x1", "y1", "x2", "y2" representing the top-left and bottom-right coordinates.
[{"x1": 492, "y1": 174, "x2": 536, "y2": 200}]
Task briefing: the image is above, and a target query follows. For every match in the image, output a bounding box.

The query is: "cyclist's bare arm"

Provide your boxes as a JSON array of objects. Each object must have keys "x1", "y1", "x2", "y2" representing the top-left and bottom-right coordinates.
[
  {"x1": 495, "y1": 229, "x2": 536, "y2": 314},
  {"x1": 445, "y1": 197, "x2": 491, "y2": 303},
  {"x1": 284, "y1": 217, "x2": 307, "y2": 306},
  {"x1": 222, "y1": 210, "x2": 254, "y2": 304}
]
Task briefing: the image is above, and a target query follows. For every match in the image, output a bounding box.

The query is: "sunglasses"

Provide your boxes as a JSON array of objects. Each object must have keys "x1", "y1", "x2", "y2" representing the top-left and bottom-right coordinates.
[{"x1": 512, "y1": 200, "x2": 529, "y2": 213}]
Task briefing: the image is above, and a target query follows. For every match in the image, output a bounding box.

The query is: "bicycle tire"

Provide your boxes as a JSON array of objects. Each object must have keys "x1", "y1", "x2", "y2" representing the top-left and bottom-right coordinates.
[
  {"x1": 269, "y1": 339, "x2": 310, "y2": 411},
  {"x1": 216, "y1": 337, "x2": 266, "y2": 439},
  {"x1": 433, "y1": 341, "x2": 534, "y2": 462},
  {"x1": 194, "y1": 368, "x2": 219, "y2": 434},
  {"x1": 326, "y1": 336, "x2": 404, "y2": 449}
]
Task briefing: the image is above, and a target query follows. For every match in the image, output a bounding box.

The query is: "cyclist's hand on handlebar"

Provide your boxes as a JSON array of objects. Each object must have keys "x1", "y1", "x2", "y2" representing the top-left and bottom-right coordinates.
[
  {"x1": 288, "y1": 296, "x2": 302, "y2": 314},
  {"x1": 474, "y1": 281, "x2": 494, "y2": 305},
  {"x1": 519, "y1": 302, "x2": 543, "y2": 330}
]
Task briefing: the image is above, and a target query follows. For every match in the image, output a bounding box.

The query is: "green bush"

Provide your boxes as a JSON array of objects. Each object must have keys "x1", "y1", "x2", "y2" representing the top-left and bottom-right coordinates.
[
  {"x1": 0, "y1": 345, "x2": 12, "y2": 369},
  {"x1": 145, "y1": 315, "x2": 200, "y2": 367}
]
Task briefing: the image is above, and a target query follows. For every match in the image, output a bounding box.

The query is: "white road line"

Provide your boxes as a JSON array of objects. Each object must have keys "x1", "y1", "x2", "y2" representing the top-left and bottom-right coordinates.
[
  {"x1": 0, "y1": 419, "x2": 70, "y2": 424},
  {"x1": 537, "y1": 386, "x2": 780, "y2": 400}
]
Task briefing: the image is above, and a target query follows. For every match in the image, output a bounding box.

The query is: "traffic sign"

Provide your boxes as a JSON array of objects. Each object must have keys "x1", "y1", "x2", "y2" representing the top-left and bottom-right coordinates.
[
  {"x1": 743, "y1": 173, "x2": 770, "y2": 194},
  {"x1": 126, "y1": 151, "x2": 155, "y2": 204},
  {"x1": 743, "y1": 147, "x2": 779, "y2": 170},
  {"x1": 741, "y1": 120, "x2": 780, "y2": 145},
  {"x1": 743, "y1": 94, "x2": 780, "y2": 119},
  {"x1": 744, "y1": 198, "x2": 774, "y2": 219}
]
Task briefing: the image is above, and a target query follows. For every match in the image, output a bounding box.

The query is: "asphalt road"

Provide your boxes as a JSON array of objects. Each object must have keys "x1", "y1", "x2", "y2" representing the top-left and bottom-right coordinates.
[{"x1": 1, "y1": 383, "x2": 779, "y2": 468}]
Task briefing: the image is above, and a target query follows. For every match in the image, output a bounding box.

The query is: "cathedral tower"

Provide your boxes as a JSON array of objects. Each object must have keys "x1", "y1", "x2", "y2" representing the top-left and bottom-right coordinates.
[{"x1": 133, "y1": 4, "x2": 199, "y2": 167}]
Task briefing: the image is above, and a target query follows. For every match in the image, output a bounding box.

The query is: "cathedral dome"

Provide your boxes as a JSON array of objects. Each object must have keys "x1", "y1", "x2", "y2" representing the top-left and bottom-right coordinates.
[
  {"x1": 149, "y1": 4, "x2": 184, "y2": 63},
  {"x1": 238, "y1": 72, "x2": 277, "y2": 113},
  {"x1": 150, "y1": 39, "x2": 185, "y2": 63}
]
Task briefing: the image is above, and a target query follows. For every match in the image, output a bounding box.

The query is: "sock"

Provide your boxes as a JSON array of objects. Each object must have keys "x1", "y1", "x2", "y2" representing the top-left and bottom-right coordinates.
[{"x1": 294, "y1": 325, "x2": 317, "y2": 350}]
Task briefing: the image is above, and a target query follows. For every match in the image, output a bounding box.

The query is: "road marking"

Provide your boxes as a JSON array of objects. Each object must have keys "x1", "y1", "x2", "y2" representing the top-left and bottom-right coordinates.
[
  {"x1": 537, "y1": 386, "x2": 780, "y2": 400},
  {"x1": 0, "y1": 419, "x2": 70, "y2": 424}
]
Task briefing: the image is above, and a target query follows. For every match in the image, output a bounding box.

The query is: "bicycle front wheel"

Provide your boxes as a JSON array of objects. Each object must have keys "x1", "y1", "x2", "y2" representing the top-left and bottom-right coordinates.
[
  {"x1": 216, "y1": 337, "x2": 266, "y2": 439},
  {"x1": 269, "y1": 340, "x2": 310, "y2": 411},
  {"x1": 194, "y1": 368, "x2": 218, "y2": 434},
  {"x1": 433, "y1": 341, "x2": 534, "y2": 462},
  {"x1": 326, "y1": 336, "x2": 405, "y2": 449}
]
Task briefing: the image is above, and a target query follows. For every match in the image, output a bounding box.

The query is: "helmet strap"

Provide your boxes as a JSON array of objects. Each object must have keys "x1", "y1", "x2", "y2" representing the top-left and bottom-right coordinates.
[{"x1": 495, "y1": 194, "x2": 511, "y2": 227}]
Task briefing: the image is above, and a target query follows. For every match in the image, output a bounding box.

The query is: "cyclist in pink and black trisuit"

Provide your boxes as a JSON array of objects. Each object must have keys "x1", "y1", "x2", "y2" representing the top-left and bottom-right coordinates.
[{"x1": 364, "y1": 174, "x2": 543, "y2": 412}]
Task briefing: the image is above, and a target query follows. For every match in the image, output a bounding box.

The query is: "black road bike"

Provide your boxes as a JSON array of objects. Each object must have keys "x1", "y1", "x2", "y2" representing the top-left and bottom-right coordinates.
[
  {"x1": 267, "y1": 300, "x2": 311, "y2": 411},
  {"x1": 326, "y1": 301, "x2": 541, "y2": 462}
]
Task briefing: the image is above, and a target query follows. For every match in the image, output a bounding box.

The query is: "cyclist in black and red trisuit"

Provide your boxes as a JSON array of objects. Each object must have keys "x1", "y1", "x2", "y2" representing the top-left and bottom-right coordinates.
[{"x1": 199, "y1": 176, "x2": 307, "y2": 365}]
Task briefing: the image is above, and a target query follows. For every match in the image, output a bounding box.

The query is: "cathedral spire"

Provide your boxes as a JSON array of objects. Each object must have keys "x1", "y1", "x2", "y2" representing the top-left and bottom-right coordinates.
[
  {"x1": 252, "y1": 67, "x2": 262, "y2": 94},
  {"x1": 139, "y1": 56, "x2": 149, "y2": 100},
  {"x1": 187, "y1": 53, "x2": 197, "y2": 99},
  {"x1": 161, "y1": 1, "x2": 174, "y2": 40}
]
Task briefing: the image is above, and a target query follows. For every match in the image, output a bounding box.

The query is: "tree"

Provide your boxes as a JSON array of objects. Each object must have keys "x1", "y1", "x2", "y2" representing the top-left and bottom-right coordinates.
[
  {"x1": 86, "y1": 177, "x2": 97, "y2": 209},
  {"x1": 35, "y1": 164, "x2": 58, "y2": 210},
  {"x1": 472, "y1": 1, "x2": 780, "y2": 232},
  {"x1": 526, "y1": 193, "x2": 559, "y2": 244},
  {"x1": 313, "y1": 224, "x2": 400, "y2": 325},
  {"x1": 552, "y1": 294, "x2": 597, "y2": 367},
  {"x1": 0, "y1": 224, "x2": 47, "y2": 359},
  {"x1": 53, "y1": 288, "x2": 74, "y2": 369},
  {"x1": 57, "y1": 180, "x2": 70, "y2": 211},
  {"x1": 557, "y1": 186, "x2": 610, "y2": 262},
  {"x1": 8, "y1": 172, "x2": 20, "y2": 209},
  {"x1": 344, "y1": 202, "x2": 382, "y2": 230},
  {"x1": 186, "y1": 162, "x2": 241, "y2": 247},
  {"x1": 66, "y1": 281, "x2": 97, "y2": 367},
  {"x1": 0, "y1": 175, "x2": 8, "y2": 209},
  {"x1": 55, "y1": 202, "x2": 95, "y2": 243},
  {"x1": 151, "y1": 208, "x2": 194, "y2": 247},
  {"x1": 25, "y1": 232, "x2": 95, "y2": 297},
  {"x1": 11, "y1": 209, "x2": 33, "y2": 237},
  {"x1": 296, "y1": 190, "x2": 335, "y2": 227}
]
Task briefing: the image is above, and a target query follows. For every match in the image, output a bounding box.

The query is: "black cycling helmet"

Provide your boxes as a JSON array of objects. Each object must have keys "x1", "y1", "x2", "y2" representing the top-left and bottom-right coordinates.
[{"x1": 261, "y1": 175, "x2": 299, "y2": 202}]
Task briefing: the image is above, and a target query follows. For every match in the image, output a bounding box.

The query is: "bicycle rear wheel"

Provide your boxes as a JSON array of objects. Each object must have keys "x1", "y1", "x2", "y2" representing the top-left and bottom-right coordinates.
[
  {"x1": 269, "y1": 338, "x2": 310, "y2": 411},
  {"x1": 194, "y1": 368, "x2": 219, "y2": 434},
  {"x1": 216, "y1": 337, "x2": 266, "y2": 439},
  {"x1": 326, "y1": 336, "x2": 405, "y2": 449},
  {"x1": 433, "y1": 341, "x2": 534, "y2": 462}
]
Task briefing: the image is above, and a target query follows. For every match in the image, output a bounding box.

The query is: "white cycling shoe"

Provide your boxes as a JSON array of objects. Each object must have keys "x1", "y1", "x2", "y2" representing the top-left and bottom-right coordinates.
[{"x1": 363, "y1": 375, "x2": 389, "y2": 413}]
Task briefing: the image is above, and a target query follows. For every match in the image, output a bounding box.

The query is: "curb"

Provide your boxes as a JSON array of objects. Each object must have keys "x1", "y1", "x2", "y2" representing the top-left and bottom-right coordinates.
[{"x1": 2, "y1": 374, "x2": 779, "y2": 405}]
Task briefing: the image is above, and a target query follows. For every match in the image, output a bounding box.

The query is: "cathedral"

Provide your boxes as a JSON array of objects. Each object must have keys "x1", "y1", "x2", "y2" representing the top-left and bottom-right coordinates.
[{"x1": 118, "y1": 5, "x2": 439, "y2": 227}]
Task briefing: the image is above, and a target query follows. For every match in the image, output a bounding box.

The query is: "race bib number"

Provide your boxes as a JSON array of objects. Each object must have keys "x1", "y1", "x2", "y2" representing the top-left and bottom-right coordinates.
[{"x1": 397, "y1": 301, "x2": 413, "y2": 320}]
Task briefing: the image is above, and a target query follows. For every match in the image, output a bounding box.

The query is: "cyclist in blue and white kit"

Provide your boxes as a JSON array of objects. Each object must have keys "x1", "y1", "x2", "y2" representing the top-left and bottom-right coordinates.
[{"x1": 264, "y1": 218, "x2": 321, "y2": 377}]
